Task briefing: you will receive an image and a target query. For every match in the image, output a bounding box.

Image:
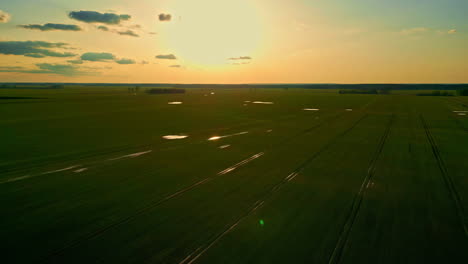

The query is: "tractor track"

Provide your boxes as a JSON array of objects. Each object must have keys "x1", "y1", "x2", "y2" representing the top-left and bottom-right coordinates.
[
  {"x1": 178, "y1": 113, "x2": 370, "y2": 264},
  {"x1": 41, "y1": 108, "x2": 357, "y2": 263},
  {"x1": 420, "y1": 115, "x2": 468, "y2": 236},
  {"x1": 328, "y1": 114, "x2": 394, "y2": 264}
]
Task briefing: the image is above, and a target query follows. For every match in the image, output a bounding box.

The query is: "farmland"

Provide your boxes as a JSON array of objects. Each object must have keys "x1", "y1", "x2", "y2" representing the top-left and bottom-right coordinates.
[{"x1": 0, "y1": 87, "x2": 467, "y2": 263}]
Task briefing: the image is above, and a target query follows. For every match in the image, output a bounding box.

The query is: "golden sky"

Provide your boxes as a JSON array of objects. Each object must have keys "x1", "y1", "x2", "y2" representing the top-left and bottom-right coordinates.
[{"x1": 0, "y1": 0, "x2": 467, "y2": 83}]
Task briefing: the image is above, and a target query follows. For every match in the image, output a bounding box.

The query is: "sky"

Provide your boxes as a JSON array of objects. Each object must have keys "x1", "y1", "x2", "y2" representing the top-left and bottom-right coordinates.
[{"x1": 0, "y1": 0, "x2": 467, "y2": 83}]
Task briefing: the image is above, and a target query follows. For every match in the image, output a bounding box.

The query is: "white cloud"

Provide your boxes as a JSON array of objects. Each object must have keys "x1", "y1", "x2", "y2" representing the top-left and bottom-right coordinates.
[
  {"x1": 400, "y1": 27, "x2": 429, "y2": 35},
  {"x1": 0, "y1": 10, "x2": 11, "y2": 23}
]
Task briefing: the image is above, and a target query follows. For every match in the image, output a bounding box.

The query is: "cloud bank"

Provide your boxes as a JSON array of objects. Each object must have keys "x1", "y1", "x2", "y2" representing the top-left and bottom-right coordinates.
[
  {"x1": 228, "y1": 56, "x2": 252, "y2": 60},
  {"x1": 156, "y1": 54, "x2": 177, "y2": 60},
  {"x1": 69, "y1": 11, "x2": 131, "y2": 25},
  {"x1": 117, "y1": 30, "x2": 139, "y2": 37},
  {"x1": 96, "y1": 25, "x2": 139, "y2": 37},
  {"x1": 80, "y1": 52, "x2": 137, "y2": 65},
  {"x1": 115, "y1": 58, "x2": 136, "y2": 64},
  {"x1": 0, "y1": 41, "x2": 76, "y2": 58},
  {"x1": 159, "y1": 14, "x2": 172, "y2": 22},
  {"x1": 0, "y1": 63, "x2": 95, "y2": 76},
  {"x1": 81, "y1": 52, "x2": 116, "y2": 62},
  {"x1": 18, "y1": 23, "x2": 82, "y2": 31}
]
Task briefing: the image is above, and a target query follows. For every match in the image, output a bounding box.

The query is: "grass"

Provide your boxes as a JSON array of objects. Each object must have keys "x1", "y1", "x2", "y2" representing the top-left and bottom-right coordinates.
[{"x1": 0, "y1": 87, "x2": 466, "y2": 263}]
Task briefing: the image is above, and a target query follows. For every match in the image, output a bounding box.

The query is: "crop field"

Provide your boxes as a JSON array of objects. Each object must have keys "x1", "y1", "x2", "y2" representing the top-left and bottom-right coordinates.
[{"x1": 0, "y1": 87, "x2": 467, "y2": 263}]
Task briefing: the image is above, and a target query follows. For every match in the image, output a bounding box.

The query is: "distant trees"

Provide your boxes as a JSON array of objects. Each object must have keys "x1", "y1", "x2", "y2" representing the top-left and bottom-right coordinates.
[
  {"x1": 417, "y1": 91, "x2": 454, "y2": 96},
  {"x1": 457, "y1": 89, "x2": 468, "y2": 96},
  {"x1": 338, "y1": 88, "x2": 391, "y2": 95},
  {"x1": 339, "y1": 89, "x2": 378, "y2": 94},
  {"x1": 146, "y1": 88, "x2": 186, "y2": 94},
  {"x1": 0, "y1": 84, "x2": 62, "y2": 89}
]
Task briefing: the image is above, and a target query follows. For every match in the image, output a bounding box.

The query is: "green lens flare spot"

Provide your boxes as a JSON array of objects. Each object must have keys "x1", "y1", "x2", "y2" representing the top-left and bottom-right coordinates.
[{"x1": 259, "y1": 219, "x2": 265, "y2": 226}]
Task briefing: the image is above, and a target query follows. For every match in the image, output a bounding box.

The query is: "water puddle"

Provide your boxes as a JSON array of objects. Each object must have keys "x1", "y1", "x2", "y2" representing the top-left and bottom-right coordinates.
[
  {"x1": 366, "y1": 181, "x2": 375, "y2": 189},
  {"x1": 218, "y1": 152, "x2": 264, "y2": 175},
  {"x1": 168, "y1": 102, "x2": 183, "y2": 105},
  {"x1": 219, "y1": 145, "x2": 231, "y2": 149},
  {"x1": 163, "y1": 135, "x2": 188, "y2": 140},
  {"x1": 41, "y1": 165, "x2": 82, "y2": 175},
  {"x1": 285, "y1": 172, "x2": 298, "y2": 182},
  {"x1": 458, "y1": 113, "x2": 467, "y2": 116},
  {"x1": 74, "y1": 168, "x2": 88, "y2": 173},
  {"x1": 252, "y1": 101, "x2": 274, "y2": 105},
  {"x1": 304, "y1": 108, "x2": 320, "y2": 111},
  {"x1": 208, "y1": 131, "x2": 248, "y2": 141},
  {"x1": 109, "y1": 150, "x2": 153, "y2": 161},
  {"x1": 0, "y1": 175, "x2": 33, "y2": 184},
  {"x1": 266, "y1": 129, "x2": 273, "y2": 133},
  {"x1": 1, "y1": 164, "x2": 82, "y2": 184},
  {"x1": 346, "y1": 109, "x2": 353, "y2": 111}
]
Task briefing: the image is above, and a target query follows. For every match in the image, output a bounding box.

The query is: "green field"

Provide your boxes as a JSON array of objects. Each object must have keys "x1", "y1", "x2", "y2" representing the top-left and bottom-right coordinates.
[{"x1": 1, "y1": 87, "x2": 467, "y2": 263}]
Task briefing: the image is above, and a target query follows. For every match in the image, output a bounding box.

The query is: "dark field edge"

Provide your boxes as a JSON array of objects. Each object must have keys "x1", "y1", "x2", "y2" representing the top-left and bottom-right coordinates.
[
  {"x1": 179, "y1": 113, "x2": 370, "y2": 264},
  {"x1": 2, "y1": 83, "x2": 468, "y2": 90},
  {"x1": 420, "y1": 115, "x2": 468, "y2": 237},
  {"x1": 41, "y1": 107, "x2": 357, "y2": 263},
  {"x1": 0, "y1": 96, "x2": 46, "y2": 100},
  {"x1": 327, "y1": 114, "x2": 395, "y2": 264}
]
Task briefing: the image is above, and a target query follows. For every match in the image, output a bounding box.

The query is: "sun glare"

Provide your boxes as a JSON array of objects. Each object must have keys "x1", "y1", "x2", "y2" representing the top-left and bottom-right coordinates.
[{"x1": 161, "y1": 0, "x2": 263, "y2": 67}]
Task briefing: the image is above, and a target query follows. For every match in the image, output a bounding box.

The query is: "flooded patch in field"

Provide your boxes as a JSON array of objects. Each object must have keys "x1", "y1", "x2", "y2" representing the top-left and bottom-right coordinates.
[
  {"x1": 285, "y1": 172, "x2": 298, "y2": 182},
  {"x1": 208, "y1": 131, "x2": 248, "y2": 141},
  {"x1": 458, "y1": 113, "x2": 467, "y2": 116},
  {"x1": 163, "y1": 135, "x2": 188, "y2": 140},
  {"x1": 267, "y1": 129, "x2": 273, "y2": 133},
  {"x1": 168, "y1": 102, "x2": 183, "y2": 105},
  {"x1": 218, "y1": 152, "x2": 264, "y2": 175},
  {"x1": 346, "y1": 109, "x2": 353, "y2": 111},
  {"x1": 0, "y1": 175, "x2": 33, "y2": 184},
  {"x1": 304, "y1": 108, "x2": 320, "y2": 111},
  {"x1": 244, "y1": 101, "x2": 251, "y2": 103},
  {"x1": 42, "y1": 165, "x2": 82, "y2": 175},
  {"x1": 453, "y1": 111, "x2": 468, "y2": 113},
  {"x1": 109, "y1": 150, "x2": 153, "y2": 161},
  {"x1": 219, "y1": 145, "x2": 231, "y2": 149},
  {"x1": 74, "y1": 168, "x2": 88, "y2": 173},
  {"x1": 211, "y1": 92, "x2": 215, "y2": 95},
  {"x1": 1, "y1": 164, "x2": 82, "y2": 184},
  {"x1": 252, "y1": 101, "x2": 274, "y2": 105}
]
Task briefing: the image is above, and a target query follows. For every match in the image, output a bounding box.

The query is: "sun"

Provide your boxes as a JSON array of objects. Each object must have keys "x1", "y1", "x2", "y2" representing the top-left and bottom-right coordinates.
[{"x1": 160, "y1": 0, "x2": 263, "y2": 67}]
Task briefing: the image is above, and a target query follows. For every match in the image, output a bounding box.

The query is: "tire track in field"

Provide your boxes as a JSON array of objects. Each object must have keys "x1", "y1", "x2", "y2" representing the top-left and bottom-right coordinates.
[
  {"x1": 328, "y1": 114, "x2": 394, "y2": 264},
  {"x1": 41, "y1": 152, "x2": 264, "y2": 263},
  {"x1": 2, "y1": 108, "x2": 335, "y2": 184},
  {"x1": 420, "y1": 115, "x2": 468, "y2": 236},
  {"x1": 41, "y1": 109, "x2": 355, "y2": 262},
  {"x1": 178, "y1": 113, "x2": 370, "y2": 264},
  {"x1": 42, "y1": 102, "x2": 377, "y2": 262}
]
